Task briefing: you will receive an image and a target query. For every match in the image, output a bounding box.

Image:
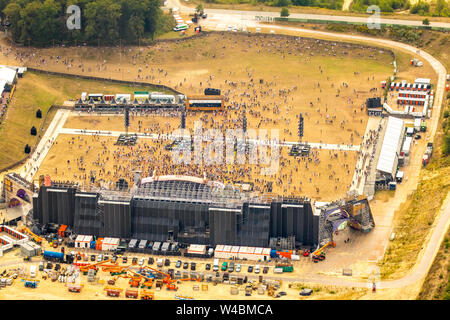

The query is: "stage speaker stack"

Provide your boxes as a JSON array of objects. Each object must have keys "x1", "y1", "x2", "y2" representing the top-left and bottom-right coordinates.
[
  {"x1": 204, "y1": 88, "x2": 221, "y2": 95},
  {"x1": 24, "y1": 144, "x2": 31, "y2": 154},
  {"x1": 36, "y1": 109, "x2": 42, "y2": 118},
  {"x1": 31, "y1": 126, "x2": 37, "y2": 136}
]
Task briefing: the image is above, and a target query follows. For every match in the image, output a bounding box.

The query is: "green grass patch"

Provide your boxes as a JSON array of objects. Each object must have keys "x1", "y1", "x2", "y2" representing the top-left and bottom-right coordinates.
[{"x1": 0, "y1": 71, "x2": 171, "y2": 170}]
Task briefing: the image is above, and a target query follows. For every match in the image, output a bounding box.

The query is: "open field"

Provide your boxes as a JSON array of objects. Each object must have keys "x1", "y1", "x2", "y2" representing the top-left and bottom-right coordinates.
[
  {"x1": 0, "y1": 32, "x2": 395, "y2": 200},
  {"x1": 378, "y1": 165, "x2": 450, "y2": 279},
  {"x1": 0, "y1": 33, "x2": 394, "y2": 147},
  {"x1": 35, "y1": 132, "x2": 357, "y2": 200},
  {"x1": 418, "y1": 225, "x2": 450, "y2": 300},
  {"x1": 0, "y1": 71, "x2": 172, "y2": 171}
]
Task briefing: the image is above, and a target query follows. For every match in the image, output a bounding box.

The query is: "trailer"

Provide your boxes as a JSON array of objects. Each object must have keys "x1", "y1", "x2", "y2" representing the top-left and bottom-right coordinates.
[
  {"x1": 401, "y1": 136, "x2": 412, "y2": 156},
  {"x1": 43, "y1": 250, "x2": 64, "y2": 263}
]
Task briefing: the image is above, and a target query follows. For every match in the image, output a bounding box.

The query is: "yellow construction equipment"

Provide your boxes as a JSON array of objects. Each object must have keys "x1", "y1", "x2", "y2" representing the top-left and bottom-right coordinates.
[
  {"x1": 312, "y1": 241, "x2": 336, "y2": 257},
  {"x1": 18, "y1": 226, "x2": 43, "y2": 244}
]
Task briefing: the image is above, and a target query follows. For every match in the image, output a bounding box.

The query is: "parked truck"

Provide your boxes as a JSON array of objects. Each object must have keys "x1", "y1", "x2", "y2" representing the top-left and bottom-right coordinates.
[{"x1": 43, "y1": 250, "x2": 64, "y2": 263}]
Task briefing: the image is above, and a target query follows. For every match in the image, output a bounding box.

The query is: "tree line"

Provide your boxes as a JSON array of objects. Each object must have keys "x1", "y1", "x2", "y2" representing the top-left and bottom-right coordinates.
[{"x1": 0, "y1": 0, "x2": 174, "y2": 46}]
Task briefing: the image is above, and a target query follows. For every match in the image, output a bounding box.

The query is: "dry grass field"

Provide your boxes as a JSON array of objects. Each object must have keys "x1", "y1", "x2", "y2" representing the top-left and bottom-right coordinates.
[
  {"x1": 35, "y1": 133, "x2": 357, "y2": 200},
  {"x1": 5, "y1": 32, "x2": 393, "y2": 200},
  {"x1": 0, "y1": 71, "x2": 170, "y2": 171},
  {"x1": 1, "y1": 33, "x2": 393, "y2": 145}
]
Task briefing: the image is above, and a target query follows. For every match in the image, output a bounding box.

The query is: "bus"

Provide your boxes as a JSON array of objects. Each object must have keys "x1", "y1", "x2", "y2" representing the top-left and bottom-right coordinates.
[
  {"x1": 174, "y1": 24, "x2": 188, "y2": 32},
  {"x1": 186, "y1": 95, "x2": 224, "y2": 111}
]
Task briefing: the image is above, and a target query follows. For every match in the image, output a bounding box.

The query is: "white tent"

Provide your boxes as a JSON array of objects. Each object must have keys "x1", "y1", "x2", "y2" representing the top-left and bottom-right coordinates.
[
  {"x1": 377, "y1": 117, "x2": 405, "y2": 178},
  {"x1": 0, "y1": 66, "x2": 17, "y2": 84}
]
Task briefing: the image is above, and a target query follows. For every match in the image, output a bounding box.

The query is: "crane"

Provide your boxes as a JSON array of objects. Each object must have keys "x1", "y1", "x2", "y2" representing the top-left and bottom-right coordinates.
[
  {"x1": 140, "y1": 266, "x2": 179, "y2": 290},
  {"x1": 79, "y1": 259, "x2": 113, "y2": 273},
  {"x1": 18, "y1": 226, "x2": 43, "y2": 244},
  {"x1": 312, "y1": 241, "x2": 336, "y2": 261}
]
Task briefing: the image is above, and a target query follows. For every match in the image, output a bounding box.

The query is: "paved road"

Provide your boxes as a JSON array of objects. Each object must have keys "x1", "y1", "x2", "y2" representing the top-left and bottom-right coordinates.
[
  {"x1": 22, "y1": 109, "x2": 70, "y2": 181},
  {"x1": 167, "y1": 0, "x2": 450, "y2": 29}
]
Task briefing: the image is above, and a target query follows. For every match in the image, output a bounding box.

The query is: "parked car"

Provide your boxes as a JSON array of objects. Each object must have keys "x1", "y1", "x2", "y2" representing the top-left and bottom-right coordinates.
[
  {"x1": 90, "y1": 255, "x2": 96, "y2": 262},
  {"x1": 176, "y1": 260, "x2": 182, "y2": 268},
  {"x1": 205, "y1": 263, "x2": 211, "y2": 271},
  {"x1": 183, "y1": 262, "x2": 189, "y2": 270},
  {"x1": 132, "y1": 257, "x2": 138, "y2": 265},
  {"x1": 103, "y1": 255, "x2": 109, "y2": 261},
  {"x1": 221, "y1": 262, "x2": 228, "y2": 271},
  {"x1": 122, "y1": 256, "x2": 128, "y2": 264},
  {"x1": 164, "y1": 259, "x2": 170, "y2": 266},
  {"x1": 247, "y1": 265, "x2": 253, "y2": 273},
  {"x1": 147, "y1": 257, "x2": 154, "y2": 265},
  {"x1": 254, "y1": 265, "x2": 260, "y2": 274},
  {"x1": 97, "y1": 254, "x2": 103, "y2": 262},
  {"x1": 139, "y1": 258, "x2": 144, "y2": 266},
  {"x1": 39, "y1": 262, "x2": 44, "y2": 271},
  {"x1": 236, "y1": 264, "x2": 241, "y2": 273},
  {"x1": 263, "y1": 266, "x2": 269, "y2": 274},
  {"x1": 191, "y1": 262, "x2": 196, "y2": 271},
  {"x1": 228, "y1": 262, "x2": 234, "y2": 273}
]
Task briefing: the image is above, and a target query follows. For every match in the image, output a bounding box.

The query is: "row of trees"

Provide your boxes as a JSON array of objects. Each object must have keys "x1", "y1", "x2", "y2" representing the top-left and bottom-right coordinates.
[
  {"x1": 1, "y1": 0, "x2": 173, "y2": 46},
  {"x1": 350, "y1": 0, "x2": 409, "y2": 12},
  {"x1": 411, "y1": 0, "x2": 450, "y2": 17},
  {"x1": 203, "y1": 0, "x2": 343, "y2": 10}
]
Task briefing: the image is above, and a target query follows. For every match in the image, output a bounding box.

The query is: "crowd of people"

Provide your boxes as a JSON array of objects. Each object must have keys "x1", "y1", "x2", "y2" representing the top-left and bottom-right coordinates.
[{"x1": 1, "y1": 33, "x2": 389, "y2": 200}]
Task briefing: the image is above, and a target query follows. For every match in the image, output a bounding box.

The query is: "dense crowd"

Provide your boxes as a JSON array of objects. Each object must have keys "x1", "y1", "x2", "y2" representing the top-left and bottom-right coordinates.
[{"x1": 2, "y1": 34, "x2": 388, "y2": 199}]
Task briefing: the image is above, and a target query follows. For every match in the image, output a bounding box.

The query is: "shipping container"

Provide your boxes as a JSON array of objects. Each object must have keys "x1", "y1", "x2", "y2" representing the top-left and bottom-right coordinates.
[
  {"x1": 187, "y1": 244, "x2": 206, "y2": 255},
  {"x1": 96, "y1": 238, "x2": 104, "y2": 251}
]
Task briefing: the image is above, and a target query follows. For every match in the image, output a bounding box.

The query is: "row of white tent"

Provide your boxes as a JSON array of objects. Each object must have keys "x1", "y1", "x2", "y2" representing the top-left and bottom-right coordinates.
[
  {"x1": 214, "y1": 244, "x2": 271, "y2": 261},
  {"x1": 74, "y1": 235, "x2": 119, "y2": 251}
]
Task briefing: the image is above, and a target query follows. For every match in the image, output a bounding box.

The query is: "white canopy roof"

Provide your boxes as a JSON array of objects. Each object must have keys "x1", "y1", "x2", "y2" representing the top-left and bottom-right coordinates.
[
  {"x1": 377, "y1": 117, "x2": 405, "y2": 177},
  {"x1": 0, "y1": 66, "x2": 17, "y2": 84}
]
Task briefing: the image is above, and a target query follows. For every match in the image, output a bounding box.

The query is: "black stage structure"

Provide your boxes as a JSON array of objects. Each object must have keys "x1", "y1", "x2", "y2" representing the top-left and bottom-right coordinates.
[{"x1": 32, "y1": 176, "x2": 374, "y2": 248}]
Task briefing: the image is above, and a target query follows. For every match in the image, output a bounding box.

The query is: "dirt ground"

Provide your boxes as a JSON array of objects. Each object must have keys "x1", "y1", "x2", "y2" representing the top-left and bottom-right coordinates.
[
  {"x1": 1, "y1": 33, "x2": 394, "y2": 147},
  {"x1": 0, "y1": 247, "x2": 368, "y2": 300}
]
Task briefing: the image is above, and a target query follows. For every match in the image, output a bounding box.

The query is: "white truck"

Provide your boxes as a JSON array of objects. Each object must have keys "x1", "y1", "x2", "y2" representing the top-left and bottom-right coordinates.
[
  {"x1": 30, "y1": 265, "x2": 37, "y2": 278},
  {"x1": 213, "y1": 259, "x2": 219, "y2": 272}
]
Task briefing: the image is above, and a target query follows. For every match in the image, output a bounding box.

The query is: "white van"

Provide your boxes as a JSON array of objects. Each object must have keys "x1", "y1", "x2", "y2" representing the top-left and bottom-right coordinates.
[
  {"x1": 213, "y1": 259, "x2": 219, "y2": 272},
  {"x1": 173, "y1": 24, "x2": 188, "y2": 32},
  {"x1": 30, "y1": 265, "x2": 37, "y2": 278}
]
